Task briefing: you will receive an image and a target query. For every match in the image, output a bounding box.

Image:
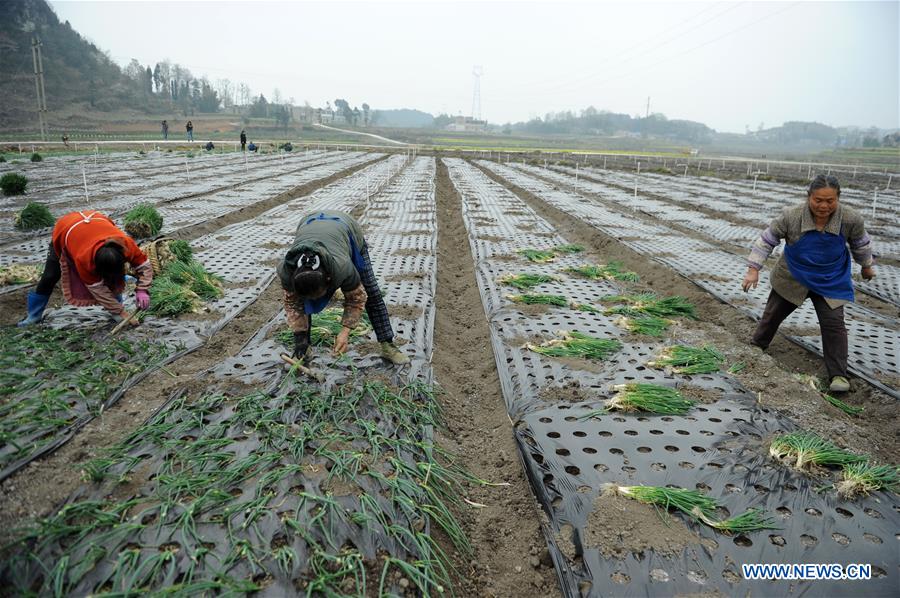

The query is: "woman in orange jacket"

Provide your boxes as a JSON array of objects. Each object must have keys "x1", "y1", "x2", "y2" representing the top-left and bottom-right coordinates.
[{"x1": 18, "y1": 210, "x2": 153, "y2": 326}]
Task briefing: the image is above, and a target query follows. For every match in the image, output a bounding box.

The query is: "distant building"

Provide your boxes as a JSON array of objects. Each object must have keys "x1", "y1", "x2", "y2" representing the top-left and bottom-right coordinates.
[{"x1": 446, "y1": 116, "x2": 487, "y2": 132}]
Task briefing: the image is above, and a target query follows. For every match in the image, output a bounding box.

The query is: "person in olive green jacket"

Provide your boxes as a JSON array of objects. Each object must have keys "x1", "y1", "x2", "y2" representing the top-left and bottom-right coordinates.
[{"x1": 278, "y1": 210, "x2": 409, "y2": 365}]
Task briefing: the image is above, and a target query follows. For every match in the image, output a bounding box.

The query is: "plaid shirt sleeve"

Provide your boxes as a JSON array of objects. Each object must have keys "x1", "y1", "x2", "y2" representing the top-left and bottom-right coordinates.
[
  {"x1": 340, "y1": 284, "x2": 368, "y2": 329},
  {"x1": 283, "y1": 289, "x2": 309, "y2": 333}
]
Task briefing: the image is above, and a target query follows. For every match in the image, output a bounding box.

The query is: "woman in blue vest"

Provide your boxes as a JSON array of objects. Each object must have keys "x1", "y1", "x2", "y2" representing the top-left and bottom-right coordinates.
[
  {"x1": 278, "y1": 210, "x2": 409, "y2": 365},
  {"x1": 742, "y1": 175, "x2": 876, "y2": 393}
]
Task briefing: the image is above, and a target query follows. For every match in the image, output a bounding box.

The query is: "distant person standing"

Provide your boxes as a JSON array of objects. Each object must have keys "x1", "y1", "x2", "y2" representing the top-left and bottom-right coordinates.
[
  {"x1": 186, "y1": 120, "x2": 194, "y2": 142},
  {"x1": 161, "y1": 120, "x2": 169, "y2": 140},
  {"x1": 240, "y1": 129, "x2": 247, "y2": 151},
  {"x1": 61, "y1": 134, "x2": 69, "y2": 147}
]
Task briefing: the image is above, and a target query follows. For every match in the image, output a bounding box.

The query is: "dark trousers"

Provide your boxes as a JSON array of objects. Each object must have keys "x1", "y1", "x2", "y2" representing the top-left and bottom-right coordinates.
[
  {"x1": 35, "y1": 243, "x2": 61, "y2": 296},
  {"x1": 357, "y1": 243, "x2": 393, "y2": 343},
  {"x1": 752, "y1": 290, "x2": 848, "y2": 378}
]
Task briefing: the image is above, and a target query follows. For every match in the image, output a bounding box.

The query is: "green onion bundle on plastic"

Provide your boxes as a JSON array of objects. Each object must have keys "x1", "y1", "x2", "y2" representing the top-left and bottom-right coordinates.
[
  {"x1": 648, "y1": 345, "x2": 725, "y2": 375},
  {"x1": 565, "y1": 261, "x2": 640, "y2": 282},
  {"x1": 499, "y1": 273, "x2": 557, "y2": 289},
  {"x1": 123, "y1": 203, "x2": 163, "y2": 238},
  {"x1": 518, "y1": 249, "x2": 556, "y2": 263},
  {"x1": 527, "y1": 331, "x2": 622, "y2": 361},
  {"x1": 506, "y1": 293, "x2": 568, "y2": 307},
  {"x1": 615, "y1": 315, "x2": 672, "y2": 337},
  {"x1": 14, "y1": 202, "x2": 54, "y2": 230},
  {"x1": 769, "y1": 431, "x2": 867, "y2": 471},
  {"x1": 599, "y1": 383, "x2": 696, "y2": 415},
  {"x1": 607, "y1": 485, "x2": 778, "y2": 533},
  {"x1": 836, "y1": 462, "x2": 899, "y2": 497},
  {"x1": 604, "y1": 293, "x2": 697, "y2": 319}
]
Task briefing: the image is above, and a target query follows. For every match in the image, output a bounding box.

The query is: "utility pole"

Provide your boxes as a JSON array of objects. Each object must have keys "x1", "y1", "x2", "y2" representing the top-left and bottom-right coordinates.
[
  {"x1": 645, "y1": 96, "x2": 650, "y2": 119},
  {"x1": 31, "y1": 37, "x2": 48, "y2": 141}
]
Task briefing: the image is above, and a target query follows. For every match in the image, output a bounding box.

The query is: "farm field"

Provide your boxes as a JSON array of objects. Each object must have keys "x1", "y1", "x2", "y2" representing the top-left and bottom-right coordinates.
[{"x1": 0, "y1": 150, "x2": 897, "y2": 596}]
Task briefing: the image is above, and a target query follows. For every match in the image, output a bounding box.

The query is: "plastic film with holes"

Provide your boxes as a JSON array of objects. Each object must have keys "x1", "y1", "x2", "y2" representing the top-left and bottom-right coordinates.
[
  {"x1": 0, "y1": 156, "x2": 445, "y2": 596},
  {"x1": 479, "y1": 160, "x2": 900, "y2": 400},
  {"x1": 0, "y1": 156, "x2": 401, "y2": 482},
  {"x1": 0, "y1": 151, "x2": 379, "y2": 300},
  {"x1": 443, "y1": 158, "x2": 900, "y2": 598}
]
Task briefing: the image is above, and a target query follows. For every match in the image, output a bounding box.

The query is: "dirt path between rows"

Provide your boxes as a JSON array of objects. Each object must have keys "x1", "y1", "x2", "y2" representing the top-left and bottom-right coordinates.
[
  {"x1": 432, "y1": 159, "x2": 560, "y2": 596},
  {"x1": 0, "y1": 282, "x2": 287, "y2": 541},
  {"x1": 472, "y1": 160, "x2": 900, "y2": 464}
]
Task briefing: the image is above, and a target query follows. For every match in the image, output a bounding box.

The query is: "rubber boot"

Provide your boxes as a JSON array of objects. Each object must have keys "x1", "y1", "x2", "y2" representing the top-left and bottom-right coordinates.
[
  {"x1": 17, "y1": 292, "x2": 50, "y2": 326},
  {"x1": 380, "y1": 341, "x2": 410, "y2": 365}
]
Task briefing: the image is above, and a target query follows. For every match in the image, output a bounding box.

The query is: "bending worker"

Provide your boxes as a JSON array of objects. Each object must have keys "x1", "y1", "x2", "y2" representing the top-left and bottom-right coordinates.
[
  {"x1": 19, "y1": 211, "x2": 153, "y2": 326},
  {"x1": 278, "y1": 210, "x2": 409, "y2": 365},
  {"x1": 742, "y1": 175, "x2": 876, "y2": 393}
]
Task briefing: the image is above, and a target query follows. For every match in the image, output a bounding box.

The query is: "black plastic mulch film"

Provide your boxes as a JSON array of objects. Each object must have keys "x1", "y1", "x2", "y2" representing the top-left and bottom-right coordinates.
[
  {"x1": 1, "y1": 156, "x2": 452, "y2": 596},
  {"x1": 0, "y1": 154, "x2": 396, "y2": 481},
  {"x1": 0, "y1": 150, "x2": 377, "y2": 289},
  {"x1": 545, "y1": 163, "x2": 900, "y2": 310},
  {"x1": 477, "y1": 160, "x2": 900, "y2": 401},
  {"x1": 443, "y1": 158, "x2": 899, "y2": 597}
]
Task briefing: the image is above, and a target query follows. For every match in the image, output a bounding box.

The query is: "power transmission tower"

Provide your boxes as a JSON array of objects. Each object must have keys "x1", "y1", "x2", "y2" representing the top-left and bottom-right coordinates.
[
  {"x1": 31, "y1": 36, "x2": 48, "y2": 141},
  {"x1": 471, "y1": 66, "x2": 483, "y2": 121},
  {"x1": 646, "y1": 96, "x2": 650, "y2": 119}
]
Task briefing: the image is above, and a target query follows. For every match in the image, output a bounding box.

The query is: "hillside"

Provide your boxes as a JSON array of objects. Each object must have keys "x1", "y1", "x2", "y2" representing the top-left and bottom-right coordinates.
[{"x1": 0, "y1": 0, "x2": 164, "y2": 129}]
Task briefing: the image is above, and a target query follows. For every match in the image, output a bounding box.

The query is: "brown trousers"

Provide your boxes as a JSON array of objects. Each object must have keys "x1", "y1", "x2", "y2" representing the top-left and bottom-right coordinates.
[{"x1": 751, "y1": 290, "x2": 848, "y2": 379}]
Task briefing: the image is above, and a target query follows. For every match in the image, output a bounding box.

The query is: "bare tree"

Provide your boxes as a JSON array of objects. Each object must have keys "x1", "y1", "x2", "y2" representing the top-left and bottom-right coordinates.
[{"x1": 216, "y1": 78, "x2": 233, "y2": 109}]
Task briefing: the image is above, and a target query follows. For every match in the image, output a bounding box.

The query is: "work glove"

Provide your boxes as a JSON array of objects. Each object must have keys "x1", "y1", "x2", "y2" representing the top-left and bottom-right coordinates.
[
  {"x1": 135, "y1": 289, "x2": 151, "y2": 310},
  {"x1": 292, "y1": 332, "x2": 310, "y2": 360}
]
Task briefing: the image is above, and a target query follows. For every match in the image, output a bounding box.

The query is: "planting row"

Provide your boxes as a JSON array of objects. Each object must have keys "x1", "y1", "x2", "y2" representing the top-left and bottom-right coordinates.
[
  {"x1": 0, "y1": 149, "x2": 358, "y2": 246},
  {"x1": 541, "y1": 164, "x2": 900, "y2": 308},
  {"x1": 443, "y1": 157, "x2": 898, "y2": 597},
  {"x1": 0, "y1": 155, "x2": 405, "y2": 481},
  {"x1": 0, "y1": 151, "x2": 382, "y2": 294},
  {"x1": 480, "y1": 160, "x2": 900, "y2": 399},
  {"x1": 0, "y1": 155, "x2": 490, "y2": 596}
]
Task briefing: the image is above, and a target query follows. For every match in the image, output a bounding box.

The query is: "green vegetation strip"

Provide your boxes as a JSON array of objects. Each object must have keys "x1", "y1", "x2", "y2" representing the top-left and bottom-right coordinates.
[
  {"x1": 1, "y1": 377, "x2": 491, "y2": 595},
  {"x1": 0, "y1": 327, "x2": 170, "y2": 475},
  {"x1": 607, "y1": 485, "x2": 777, "y2": 533}
]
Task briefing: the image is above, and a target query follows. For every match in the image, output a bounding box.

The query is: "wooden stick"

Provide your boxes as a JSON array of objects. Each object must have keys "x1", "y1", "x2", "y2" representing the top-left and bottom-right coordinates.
[
  {"x1": 280, "y1": 353, "x2": 325, "y2": 383},
  {"x1": 107, "y1": 310, "x2": 138, "y2": 337}
]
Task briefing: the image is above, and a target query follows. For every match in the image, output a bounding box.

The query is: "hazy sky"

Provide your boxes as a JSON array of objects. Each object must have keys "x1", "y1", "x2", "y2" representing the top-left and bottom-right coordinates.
[{"x1": 49, "y1": 0, "x2": 899, "y2": 132}]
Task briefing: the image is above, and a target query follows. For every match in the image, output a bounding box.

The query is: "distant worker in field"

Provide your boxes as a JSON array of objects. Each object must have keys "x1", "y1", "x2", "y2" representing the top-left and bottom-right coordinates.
[
  {"x1": 240, "y1": 129, "x2": 247, "y2": 151},
  {"x1": 61, "y1": 134, "x2": 69, "y2": 147},
  {"x1": 205, "y1": 141, "x2": 214, "y2": 151},
  {"x1": 161, "y1": 120, "x2": 168, "y2": 140},
  {"x1": 18, "y1": 211, "x2": 153, "y2": 327},
  {"x1": 186, "y1": 120, "x2": 194, "y2": 142},
  {"x1": 278, "y1": 210, "x2": 409, "y2": 365},
  {"x1": 742, "y1": 175, "x2": 875, "y2": 393},
  {"x1": 247, "y1": 141, "x2": 257, "y2": 152}
]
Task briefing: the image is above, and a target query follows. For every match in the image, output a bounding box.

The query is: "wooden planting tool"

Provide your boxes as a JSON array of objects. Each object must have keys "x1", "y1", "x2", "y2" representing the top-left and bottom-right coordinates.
[
  {"x1": 106, "y1": 310, "x2": 139, "y2": 338},
  {"x1": 280, "y1": 353, "x2": 326, "y2": 383}
]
